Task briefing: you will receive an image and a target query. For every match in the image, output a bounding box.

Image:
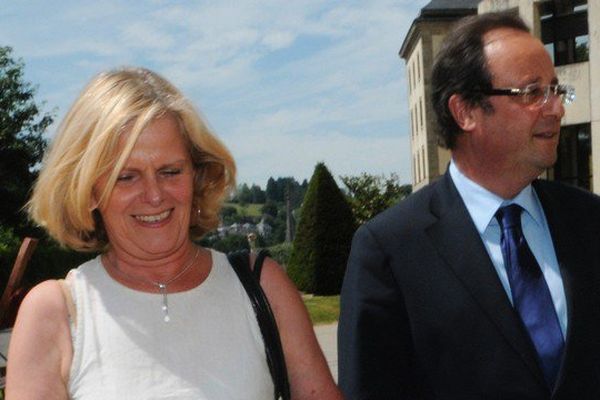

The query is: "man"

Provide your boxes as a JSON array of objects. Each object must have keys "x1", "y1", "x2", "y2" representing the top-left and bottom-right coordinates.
[{"x1": 338, "y1": 12, "x2": 600, "y2": 399}]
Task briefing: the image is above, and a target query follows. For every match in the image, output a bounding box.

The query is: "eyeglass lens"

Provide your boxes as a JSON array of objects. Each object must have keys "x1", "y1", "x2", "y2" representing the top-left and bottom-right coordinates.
[{"x1": 527, "y1": 85, "x2": 574, "y2": 106}]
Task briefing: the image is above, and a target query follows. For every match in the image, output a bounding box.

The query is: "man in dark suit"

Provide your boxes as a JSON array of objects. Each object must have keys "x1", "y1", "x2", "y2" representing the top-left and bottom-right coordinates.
[{"x1": 338, "y1": 12, "x2": 600, "y2": 399}]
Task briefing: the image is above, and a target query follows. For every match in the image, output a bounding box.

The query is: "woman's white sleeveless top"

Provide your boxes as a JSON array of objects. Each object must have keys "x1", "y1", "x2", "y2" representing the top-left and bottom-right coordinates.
[{"x1": 67, "y1": 249, "x2": 273, "y2": 400}]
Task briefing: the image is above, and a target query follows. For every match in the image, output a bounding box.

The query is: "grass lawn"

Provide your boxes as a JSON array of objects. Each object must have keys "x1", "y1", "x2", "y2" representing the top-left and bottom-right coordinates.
[
  {"x1": 225, "y1": 202, "x2": 263, "y2": 217},
  {"x1": 303, "y1": 295, "x2": 340, "y2": 325}
]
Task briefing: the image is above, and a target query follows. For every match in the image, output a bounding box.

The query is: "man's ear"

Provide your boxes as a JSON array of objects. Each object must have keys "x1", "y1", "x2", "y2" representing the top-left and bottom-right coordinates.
[{"x1": 448, "y1": 94, "x2": 477, "y2": 132}]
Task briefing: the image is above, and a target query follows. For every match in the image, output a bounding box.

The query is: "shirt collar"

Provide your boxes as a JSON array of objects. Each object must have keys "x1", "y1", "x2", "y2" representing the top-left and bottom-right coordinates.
[{"x1": 449, "y1": 160, "x2": 543, "y2": 233}]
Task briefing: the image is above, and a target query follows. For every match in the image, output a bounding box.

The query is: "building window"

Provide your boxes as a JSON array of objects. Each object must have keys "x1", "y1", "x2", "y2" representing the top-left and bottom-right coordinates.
[
  {"x1": 409, "y1": 64, "x2": 413, "y2": 94},
  {"x1": 417, "y1": 52, "x2": 421, "y2": 83},
  {"x1": 417, "y1": 151, "x2": 421, "y2": 182},
  {"x1": 411, "y1": 61, "x2": 415, "y2": 92},
  {"x1": 421, "y1": 146, "x2": 426, "y2": 181},
  {"x1": 413, "y1": 156, "x2": 417, "y2": 183},
  {"x1": 574, "y1": 35, "x2": 589, "y2": 62},
  {"x1": 553, "y1": 123, "x2": 591, "y2": 190},
  {"x1": 540, "y1": 1, "x2": 589, "y2": 66},
  {"x1": 410, "y1": 107, "x2": 415, "y2": 138},
  {"x1": 416, "y1": 107, "x2": 420, "y2": 134},
  {"x1": 419, "y1": 98, "x2": 423, "y2": 129}
]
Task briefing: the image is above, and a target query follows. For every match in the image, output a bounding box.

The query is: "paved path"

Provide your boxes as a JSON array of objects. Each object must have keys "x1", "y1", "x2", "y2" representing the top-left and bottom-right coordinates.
[{"x1": 314, "y1": 322, "x2": 338, "y2": 382}]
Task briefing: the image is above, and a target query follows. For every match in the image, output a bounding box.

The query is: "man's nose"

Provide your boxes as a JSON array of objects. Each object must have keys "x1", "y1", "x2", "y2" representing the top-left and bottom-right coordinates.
[{"x1": 541, "y1": 94, "x2": 565, "y2": 119}]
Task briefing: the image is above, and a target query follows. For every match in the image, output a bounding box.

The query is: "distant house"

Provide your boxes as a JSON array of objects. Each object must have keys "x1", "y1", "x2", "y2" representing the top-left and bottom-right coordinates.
[
  {"x1": 217, "y1": 219, "x2": 273, "y2": 238},
  {"x1": 257, "y1": 217, "x2": 272, "y2": 237}
]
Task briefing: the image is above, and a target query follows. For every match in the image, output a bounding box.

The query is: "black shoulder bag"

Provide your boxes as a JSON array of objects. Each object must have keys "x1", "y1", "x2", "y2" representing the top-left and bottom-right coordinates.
[{"x1": 227, "y1": 249, "x2": 291, "y2": 400}]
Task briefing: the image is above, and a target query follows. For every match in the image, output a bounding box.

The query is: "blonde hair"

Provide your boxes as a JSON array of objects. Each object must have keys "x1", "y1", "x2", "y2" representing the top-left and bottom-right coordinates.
[{"x1": 28, "y1": 67, "x2": 236, "y2": 251}]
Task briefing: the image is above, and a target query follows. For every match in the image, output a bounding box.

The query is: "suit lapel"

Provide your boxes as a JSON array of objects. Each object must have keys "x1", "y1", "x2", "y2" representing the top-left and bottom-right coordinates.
[
  {"x1": 533, "y1": 181, "x2": 596, "y2": 393},
  {"x1": 425, "y1": 173, "x2": 546, "y2": 385},
  {"x1": 534, "y1": 180, "x2": 584, "y2": 333}
]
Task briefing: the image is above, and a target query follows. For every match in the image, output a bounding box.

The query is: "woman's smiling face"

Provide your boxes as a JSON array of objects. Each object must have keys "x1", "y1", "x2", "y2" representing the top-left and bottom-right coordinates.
[{"x1": 94, "y1": 115, "x2": 196, "y2": 260}]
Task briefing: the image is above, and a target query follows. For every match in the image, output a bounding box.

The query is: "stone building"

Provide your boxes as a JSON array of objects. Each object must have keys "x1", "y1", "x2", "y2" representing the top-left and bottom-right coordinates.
[{"x1": 399, "y1": 0, "x2": 479, "y2": 191}]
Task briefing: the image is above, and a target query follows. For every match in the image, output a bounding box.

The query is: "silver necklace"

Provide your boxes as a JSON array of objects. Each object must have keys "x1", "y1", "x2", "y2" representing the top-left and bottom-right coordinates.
[{"x1": 108, "y1": 248, "x2": 200, "y2": 322}]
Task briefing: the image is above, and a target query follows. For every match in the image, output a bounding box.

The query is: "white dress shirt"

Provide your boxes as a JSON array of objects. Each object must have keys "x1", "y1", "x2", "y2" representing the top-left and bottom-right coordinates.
[{"x1": 449, "y1": 160, "x2": 568, "y2": 336}]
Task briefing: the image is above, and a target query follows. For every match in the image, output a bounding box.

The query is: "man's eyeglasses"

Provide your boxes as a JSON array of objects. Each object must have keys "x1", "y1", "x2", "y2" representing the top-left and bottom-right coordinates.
[{"x1": 483, "y1": 83, "x2": 575, "y2": 107}]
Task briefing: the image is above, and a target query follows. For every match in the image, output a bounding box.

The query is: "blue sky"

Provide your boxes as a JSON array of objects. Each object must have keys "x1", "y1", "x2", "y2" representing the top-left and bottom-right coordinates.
[{"x1": 1, "y1": 0, "x2": 428, "y2": 187}]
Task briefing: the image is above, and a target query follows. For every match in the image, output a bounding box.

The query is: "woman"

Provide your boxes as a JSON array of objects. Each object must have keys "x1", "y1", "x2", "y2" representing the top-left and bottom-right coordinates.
[{"x1": 6, "y1": 67, "x2": 341, "y2": 399}]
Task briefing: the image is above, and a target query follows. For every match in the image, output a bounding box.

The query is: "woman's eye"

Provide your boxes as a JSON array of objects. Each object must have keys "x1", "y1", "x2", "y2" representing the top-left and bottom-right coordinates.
[
  {"x1": 162, "y1": 169, "x2": 182, "y2": 176},
  {"x1": 117, "y1": 174, "x2": 134, "y2": 182}
]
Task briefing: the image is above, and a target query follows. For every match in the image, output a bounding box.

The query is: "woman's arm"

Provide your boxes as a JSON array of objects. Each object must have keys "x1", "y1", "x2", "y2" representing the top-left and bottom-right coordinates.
[
  {"x1": 260, "y1": 258, "x2": 343, "y2": 400},
  {"x1": 5, "y1": 280, "x2": 73, "y2": 400}
]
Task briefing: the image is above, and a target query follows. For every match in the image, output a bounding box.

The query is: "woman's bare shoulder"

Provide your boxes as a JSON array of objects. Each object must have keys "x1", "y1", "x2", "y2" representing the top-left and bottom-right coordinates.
[
  {"x1": 18, "y1": 280, "x2": 69, "y2": 320},
  {"x1": 9, "y1": 279, "x2": 72, "y2": 355},
  {"x1": 5, "y1": 279, "x2": 72, "y2": 399}
]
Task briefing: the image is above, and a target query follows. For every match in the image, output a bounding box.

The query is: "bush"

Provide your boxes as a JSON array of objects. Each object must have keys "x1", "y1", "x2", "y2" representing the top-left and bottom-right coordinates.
[
  {"x1": 267, "y1": 242, "x2": 293, "y2": 267},
  {"x1": 341, "y1": 173, "x2": 412, "y2": 224},
  {"x1": 287, "y1": 163, "x2": 356, "y2": 295},
  {"x1": 200, "y1": 233, "x2": 250, "y2": 254},
  {"x1": 0, "y1": 237, "x2": 94, "y2": 297},
  {"x1": 261, "y1": 201, "x2": 278, "y2": 218},
  {"x1": 0, "y1": 226, "x2": 21, "y2": 295},
  {"x1": 24, "y1": 243, "x2": 94, "y2": 287},
  {"x1": 0, "y1": 225, "x2": 19, "y2": 253}
]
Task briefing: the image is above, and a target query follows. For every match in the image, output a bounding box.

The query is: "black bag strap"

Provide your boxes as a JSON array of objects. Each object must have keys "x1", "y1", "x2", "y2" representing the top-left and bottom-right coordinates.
[
  {"x1": 227, "y1": 249, "x2": 291, "y2": 400},
  {"x1": 251, "y1": 248, "x2": 269, "y2": 280}
]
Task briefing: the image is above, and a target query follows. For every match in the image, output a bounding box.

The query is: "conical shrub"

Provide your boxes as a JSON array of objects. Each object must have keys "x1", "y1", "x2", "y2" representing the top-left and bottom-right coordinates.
[{"x1": 287, "y1": 163, "x2": 356, "y2": 295}]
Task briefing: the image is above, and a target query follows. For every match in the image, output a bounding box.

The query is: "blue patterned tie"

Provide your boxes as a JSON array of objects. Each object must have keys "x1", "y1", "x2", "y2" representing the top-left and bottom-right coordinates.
[{"x1": 496, "y1": 204, "x2": 564, "y2": 387}]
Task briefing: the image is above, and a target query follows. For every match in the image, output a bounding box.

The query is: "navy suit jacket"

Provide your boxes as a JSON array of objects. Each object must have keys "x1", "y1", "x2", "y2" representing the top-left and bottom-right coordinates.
[{"x1": 338, "y1": 173, "x2": 600, "y2": 399}]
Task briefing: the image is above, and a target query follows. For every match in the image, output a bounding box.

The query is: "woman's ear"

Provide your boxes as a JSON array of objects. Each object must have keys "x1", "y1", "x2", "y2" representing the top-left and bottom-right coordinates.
[
  {"x1": 90, "y1": 187, "x2": 100, "y2": 211},
  {"x1": 448, "y1": 94, "x2": 477, "y2": 133}
]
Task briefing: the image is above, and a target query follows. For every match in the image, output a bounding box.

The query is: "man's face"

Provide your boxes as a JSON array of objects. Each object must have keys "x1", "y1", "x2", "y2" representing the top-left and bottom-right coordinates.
[{"x1": 469, "y1": 28, "x2": 565, "y2": 184}]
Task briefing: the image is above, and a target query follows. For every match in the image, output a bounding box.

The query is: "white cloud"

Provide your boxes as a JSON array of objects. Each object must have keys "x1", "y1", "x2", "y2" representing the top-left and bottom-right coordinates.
[
  {"x1": 261, "y1": 31, "x2": 296, "y2": 50},
  {"x1": 2, "y1": 0, "x2": 429, "y2": 187},
  {"x1": 121, "y1": 23, "x2": 176, "y2": 51},
  {"x1": 229, "y1": 129, "x2": 411, "y2": 186}
]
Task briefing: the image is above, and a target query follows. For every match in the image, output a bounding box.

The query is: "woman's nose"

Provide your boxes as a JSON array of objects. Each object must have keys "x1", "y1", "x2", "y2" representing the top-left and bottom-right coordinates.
[{"x1": 143, "y1": 177, "x2": 163, "y2": 206}]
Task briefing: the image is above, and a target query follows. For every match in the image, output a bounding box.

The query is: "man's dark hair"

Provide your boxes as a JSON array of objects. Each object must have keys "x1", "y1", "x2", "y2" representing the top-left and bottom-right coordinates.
[{"x1": 431, "y1": 11, "x2": 530, "y2": 149}]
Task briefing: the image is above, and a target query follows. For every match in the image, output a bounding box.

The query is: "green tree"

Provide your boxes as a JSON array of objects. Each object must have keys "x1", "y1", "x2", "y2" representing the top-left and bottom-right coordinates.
[
  {"x1": 287, "y1": 163, "x2": 356, "y2": 295},
  {"x1": 220, "y1": 205, "x2": 238, "y2": 225},
  {"x1": 267, "y1": 206, "x2": 287, "y2": 245},
  {"x1": 235, "y1": 183, "x2": 252, "y2": 204},
  {"x1": 264, "y1": 176, "x2": 306, "y2": 207},
  {"x1": 266, "y1": 177, "x2": 278, "y2": 202},
  {"x1": 0, "y1": 46, "x2": 53, "y2": 236},
  {"x1": 200, "y1": 233, "x2": 250, "y2": 253},
  {"x1": 575, "y1": 40, "x2": 589, "y2": 62},
  {"x1": 341, "y1": 173, "x2": 412, "y2": 225},
  {"x1": 250, "y1": 184, "x2": 266, "y2": 203},
  {"x1": 260, "y1": 201, "x2": 278, "y2": 218}
]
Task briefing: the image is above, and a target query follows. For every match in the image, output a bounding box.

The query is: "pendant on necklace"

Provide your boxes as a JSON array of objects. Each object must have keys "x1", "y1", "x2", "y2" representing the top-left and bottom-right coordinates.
[
  {"x1": 109, "y1": 248, "x2": 199, "y2": 323},
  {"x1": 158, "y1": 283, "x2": 170, "y2": 322}
]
